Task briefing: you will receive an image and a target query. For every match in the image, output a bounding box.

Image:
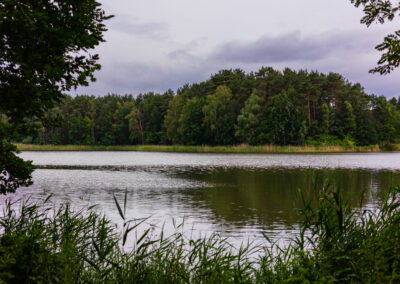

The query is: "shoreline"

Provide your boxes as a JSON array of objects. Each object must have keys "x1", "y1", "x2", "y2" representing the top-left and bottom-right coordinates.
[{"x1": 14, "y1": 143, "x2": 391, "y2": 153}]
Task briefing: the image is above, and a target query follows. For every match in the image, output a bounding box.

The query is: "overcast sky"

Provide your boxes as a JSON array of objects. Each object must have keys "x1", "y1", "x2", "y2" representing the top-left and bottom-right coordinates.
[{"x1": 75, "y1": 0, "x2": 400, "y2": 98}]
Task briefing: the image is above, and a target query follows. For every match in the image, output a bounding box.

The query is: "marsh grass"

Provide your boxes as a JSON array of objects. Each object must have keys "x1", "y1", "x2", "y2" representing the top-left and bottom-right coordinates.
[
  {"x1": 15, "y1": 143, "x2": 380, "y2": 153},
  {"x1": 1, "y1": 183, "x2": 400, "y2": 283}
]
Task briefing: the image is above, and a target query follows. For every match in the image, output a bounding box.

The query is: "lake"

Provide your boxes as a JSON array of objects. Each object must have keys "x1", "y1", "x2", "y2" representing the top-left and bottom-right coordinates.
[{"x1": 3, "y1": 151, "x2": 400, "y2": 246}]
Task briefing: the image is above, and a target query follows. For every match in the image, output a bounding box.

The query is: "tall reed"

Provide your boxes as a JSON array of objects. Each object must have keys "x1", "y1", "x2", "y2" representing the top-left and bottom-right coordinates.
[
  {"x1": 15, "y1": 143, "x2": 381, "y2": 153},
  {"x1": 1, "y1": 183, "x2": 399, "y2": 283}
]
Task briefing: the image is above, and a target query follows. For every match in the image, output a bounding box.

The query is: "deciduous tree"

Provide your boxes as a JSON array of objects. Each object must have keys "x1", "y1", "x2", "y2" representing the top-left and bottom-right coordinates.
[
  {"x1": 235, "y1": 90, "x2": 264, "y2": 144},
  {"x1": 0, "y1": 0, "x2": 111, "y2": 194},
  {"x1": 203, "y1": 85, "x2": 237, "y2": 145}
]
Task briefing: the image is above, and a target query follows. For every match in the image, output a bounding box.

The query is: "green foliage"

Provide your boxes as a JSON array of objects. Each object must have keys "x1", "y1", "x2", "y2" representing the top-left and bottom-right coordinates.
[
  {"x1": 321, "y1": 103, "x2": 331, "y2": 135},
  {"x1": 178, "y1": 97, "x2": 205, "y2": 145},
  {"x1": 373, "y1": 96, "x2": 400, "y2": 143},
  {"x1": 307, "y1": 135, "x2": 348, "y2": 146},
  {"x1": 343, "y1": 100, "x2": 357, "y2": 137},
  {"x1": 19, "y1": 67, "x2": 400, "y2": 149},
  {"x1": 355, "y1": 112, "x2": 378, "y2": 145},
  {"x1": 112, "y1": 101, "x2": 134, "y2": 145},
  {"x1": 0, "y1": 0, "x2": 111, "y2": 194},
  {"x1": 295, "y1": 180, "x2": 400, "y2": 283},
  {"x1": 68, "y1": 111, "x2": 93, "y2": 145},
  {"x1": 266, "y1": 89, "x2": 306, "y2": 145},
  {"x1": 0, "y1": 1, "x2": 111, "y2": 125},
  {"x1": 0, "y1": 141, "x2": 34, "y2": 194},
  {"x1": 164, "y1": 95, "x2": 186, "y2": 144},
  {"x1": 235, "y1": 90, "x2": 264, "y2": 145},
  {"x1": 351, "y1": 0, "x2": 400, "y2": 74},
  {"x1": 126, "y1": 103, "x2": 144, "y2": 144},
  {"x1": 139, "y1": 90, "x2": 173, "y2": 144},
  {"x1": 1, "y1": 183, "x2": 400, "y2": 282},
  {"x1": 203, "y1": 85, "x2": 238, "y2": 145}
]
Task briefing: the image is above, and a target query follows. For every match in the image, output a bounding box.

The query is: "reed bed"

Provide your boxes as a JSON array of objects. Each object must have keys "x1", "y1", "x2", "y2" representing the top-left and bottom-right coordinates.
[
  {"x1": 1, "y1": 182, "x2": 400, "y2": 283},
  {"x1": 15, "y1": 143, "x2": 381, "y2": 153}
]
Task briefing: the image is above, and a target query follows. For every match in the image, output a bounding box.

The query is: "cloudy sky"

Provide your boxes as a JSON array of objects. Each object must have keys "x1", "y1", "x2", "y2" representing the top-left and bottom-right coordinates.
[{"x1": 75, "y1": 0, "x2": 400, "y2": 98}]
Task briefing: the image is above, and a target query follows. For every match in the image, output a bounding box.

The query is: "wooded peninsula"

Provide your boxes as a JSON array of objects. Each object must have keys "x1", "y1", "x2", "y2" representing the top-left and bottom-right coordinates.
[{"x1": 19, "y1": 67, "x2": 400, "y2": 148}]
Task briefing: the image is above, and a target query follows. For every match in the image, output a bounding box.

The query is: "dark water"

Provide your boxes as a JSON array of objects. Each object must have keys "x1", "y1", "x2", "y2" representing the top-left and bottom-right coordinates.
[{"x1": 3, "y1": 152, "x2": 400, "y2": 244}]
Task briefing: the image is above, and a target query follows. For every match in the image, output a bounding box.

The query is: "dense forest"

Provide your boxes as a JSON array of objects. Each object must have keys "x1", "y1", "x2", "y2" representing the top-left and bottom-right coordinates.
[{"x1": 19, "y1": 67, "x2": 400, "y2": 146}]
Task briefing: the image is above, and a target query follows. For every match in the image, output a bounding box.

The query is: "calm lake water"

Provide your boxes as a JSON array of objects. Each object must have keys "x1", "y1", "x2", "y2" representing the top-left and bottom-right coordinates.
[{"x1": 3, "y1": 152, "x2": 400, "y2": 245}]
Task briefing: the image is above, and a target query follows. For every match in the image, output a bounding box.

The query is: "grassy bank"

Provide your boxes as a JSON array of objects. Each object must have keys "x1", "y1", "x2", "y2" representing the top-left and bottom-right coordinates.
[
  {"x1": 1, "y1": 183, "x2": 400, "y2": 283},
  {"x1": 15, "y1": 143, "x2": 382, "y2": 153}
]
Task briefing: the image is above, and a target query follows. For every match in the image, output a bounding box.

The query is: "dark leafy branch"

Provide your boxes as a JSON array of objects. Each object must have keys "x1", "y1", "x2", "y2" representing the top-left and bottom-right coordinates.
[
  {"x1": 351, "y1": 0, "x2": 400, "y2": 74},
  {"x1": 0, "y1": 0, "x2": 112, "y2": 194}
]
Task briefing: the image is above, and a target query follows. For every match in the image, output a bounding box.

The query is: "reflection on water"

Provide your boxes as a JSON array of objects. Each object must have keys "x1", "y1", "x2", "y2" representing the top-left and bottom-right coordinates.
[
  {"x1": 2, "y1": 152, "x2": 400, "y2": 244},
  {"x1": 179, "y1": 168, "x2": 400, "y2": 227}
]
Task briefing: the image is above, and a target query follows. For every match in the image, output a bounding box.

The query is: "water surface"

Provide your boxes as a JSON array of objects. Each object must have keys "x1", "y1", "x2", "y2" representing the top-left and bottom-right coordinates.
[{"x1": 3, "y1": 152, "x2": 400, "y2": 244}]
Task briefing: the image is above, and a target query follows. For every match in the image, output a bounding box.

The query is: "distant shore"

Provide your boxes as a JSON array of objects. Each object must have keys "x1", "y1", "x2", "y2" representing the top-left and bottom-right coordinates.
[{"x1": 14, "y1": 143, "x2": 396, "y2": 153}]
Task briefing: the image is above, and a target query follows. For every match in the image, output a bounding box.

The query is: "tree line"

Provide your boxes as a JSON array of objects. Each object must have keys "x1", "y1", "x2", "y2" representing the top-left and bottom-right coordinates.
[{"x1": 20, "y1": 67, "x2": 400, "y2": 146}]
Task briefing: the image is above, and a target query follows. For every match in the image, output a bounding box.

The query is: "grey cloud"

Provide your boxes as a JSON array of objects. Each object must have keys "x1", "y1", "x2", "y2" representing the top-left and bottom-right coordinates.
[
  {"x1": 167, "y1": 39, "x2": 205, "y2": 60},
  {"x1": 77, "y1": 60, "x2": 212, "y2": 95},
  {"x1": 76, "y1": 30, "x2": 399, "y2": 98},
  {"x1": 168, "y1": 49, "x2": 194, "y2": 60},
  {"x1": 80, "y1": 1, "x2": 399, "y2": 98},
  {"x1": 109, "y1": 14, "x2": 169, "y2": 40},
  {"x1": 210, "y1": 31, "x2": 377, "y2": 64}
]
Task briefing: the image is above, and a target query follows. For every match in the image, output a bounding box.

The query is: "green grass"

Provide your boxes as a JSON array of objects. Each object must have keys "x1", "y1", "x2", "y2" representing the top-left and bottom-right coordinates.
[
  {"x1": 14, "y1": 143, "x2": 381, "y2": 153},
  {"x1": 1, "y1": 181, "x2": 400, "y2": 283}
]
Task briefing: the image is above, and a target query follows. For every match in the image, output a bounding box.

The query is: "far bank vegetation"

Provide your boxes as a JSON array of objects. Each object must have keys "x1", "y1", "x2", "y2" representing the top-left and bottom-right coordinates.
[{"x1": 15, "y1": 68, "x2": 400, "y2": 149}]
